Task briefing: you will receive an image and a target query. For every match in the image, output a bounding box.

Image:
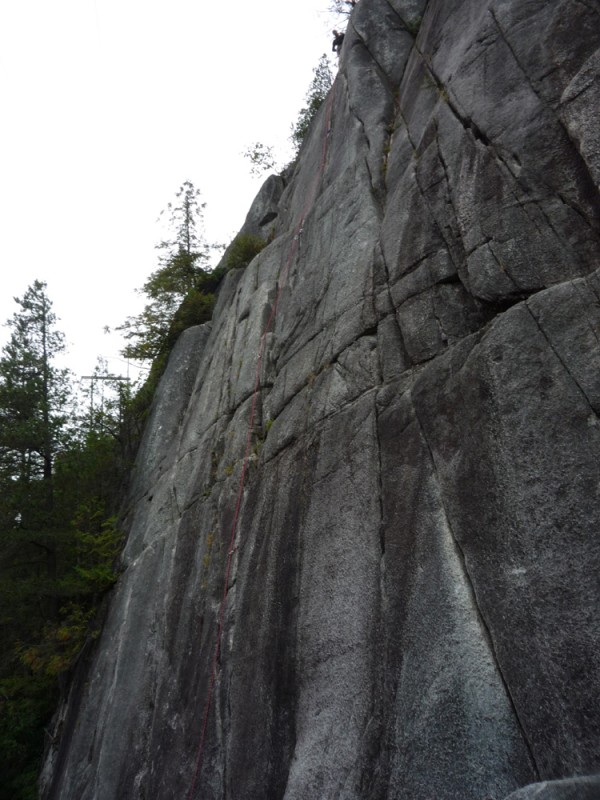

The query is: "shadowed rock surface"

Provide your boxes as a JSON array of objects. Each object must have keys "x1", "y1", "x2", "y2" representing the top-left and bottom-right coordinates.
[{"x1": 41, "y1": 0, "x2": 600, "y2": 798}]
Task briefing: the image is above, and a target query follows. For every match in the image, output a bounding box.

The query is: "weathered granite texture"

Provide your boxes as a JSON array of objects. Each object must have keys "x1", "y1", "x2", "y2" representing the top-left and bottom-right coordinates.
[
  {"x1": 504, "y1": 775, "x2": 600, "y2": 800},
  {"x1": 41, "y1": 0, "x2": 600, "y2": 798}
]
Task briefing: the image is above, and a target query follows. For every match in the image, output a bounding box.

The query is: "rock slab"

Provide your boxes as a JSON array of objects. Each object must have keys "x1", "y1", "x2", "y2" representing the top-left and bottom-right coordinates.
[{"x1": 41, "y1": 0, "x2": 600, "y2": 798}]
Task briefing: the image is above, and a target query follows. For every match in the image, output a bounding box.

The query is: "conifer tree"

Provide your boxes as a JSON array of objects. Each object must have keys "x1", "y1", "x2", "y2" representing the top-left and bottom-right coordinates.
[
  {"x1": 119, "y1": 180, "x2": 214, "y2": 360},
  {"x1": 290, "y1": 54, "x2": 334, "y2": 153},
  {"x1": 0, "y1": 285, "x2": 127, "y2": 799},
  {"x1": 0, "y1": 281, "x2": 72, "y2": 613},
  {"x1": 0, "y1": 282, "x2": 73, "y2": 800}
]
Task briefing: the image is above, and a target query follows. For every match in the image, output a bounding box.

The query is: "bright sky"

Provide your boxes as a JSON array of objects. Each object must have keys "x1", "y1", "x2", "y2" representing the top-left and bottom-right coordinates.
[{"x1": 0, "y1": 0, "x2": 340, "y2": 384}]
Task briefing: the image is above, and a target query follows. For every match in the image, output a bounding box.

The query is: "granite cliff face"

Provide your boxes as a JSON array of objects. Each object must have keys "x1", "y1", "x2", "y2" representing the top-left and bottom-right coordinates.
[{"x1": 42, "y1": 1, "x2": 600, "y2": 798}]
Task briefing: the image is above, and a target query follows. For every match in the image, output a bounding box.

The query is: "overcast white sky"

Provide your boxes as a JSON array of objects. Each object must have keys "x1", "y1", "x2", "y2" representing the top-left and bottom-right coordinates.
[{"x1": 0, "y1": 0, "x2": 341, "y2": 383}]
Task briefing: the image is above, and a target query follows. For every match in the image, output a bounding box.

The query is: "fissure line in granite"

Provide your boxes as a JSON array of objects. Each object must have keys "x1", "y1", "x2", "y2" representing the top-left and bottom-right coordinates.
[
  {"x1": 411, "y1": 396, "x2": 542, "y2": 781},
  {"x1": 185, "y1": 81, "x2": 338, "y2": 800}
]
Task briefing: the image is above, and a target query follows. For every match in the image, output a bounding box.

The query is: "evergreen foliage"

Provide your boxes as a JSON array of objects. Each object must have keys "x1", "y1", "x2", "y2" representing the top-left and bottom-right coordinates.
[
  {"x1": 222, "y1": 233, "x2": 267, "y2": 271},
  {"x1": 290, "y1": 54, "x2": 334, "y2": 153},
  {"x1": 1, "y1": 33, "x2": 337, "y2": 798},
  {"x1": 244, "y1": 54, "x2": 334, "y2": 176},
  {"x1": 118, "y1": 180, "x2": 216, "y2": 361},
  {"x1": 0, "y1": 286, "x2": 128, "y2": 798},
  {"x1": 0, "y1": 57, "x2": 329, "y2": 793},
  {"x1": 115, "y1": 181, "x2": 235, "y2": 437}
]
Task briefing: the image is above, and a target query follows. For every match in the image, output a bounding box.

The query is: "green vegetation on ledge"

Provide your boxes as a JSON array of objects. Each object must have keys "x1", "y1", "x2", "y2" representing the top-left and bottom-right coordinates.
[{"x1": 121, "y1": 187, "x2": 269, "y2": 436}]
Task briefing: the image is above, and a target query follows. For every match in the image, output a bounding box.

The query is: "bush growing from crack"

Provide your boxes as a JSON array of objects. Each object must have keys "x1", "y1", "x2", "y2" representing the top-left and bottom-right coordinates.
[{"x1": 223, "y1": 234, "x2": 267, "y2": 271}]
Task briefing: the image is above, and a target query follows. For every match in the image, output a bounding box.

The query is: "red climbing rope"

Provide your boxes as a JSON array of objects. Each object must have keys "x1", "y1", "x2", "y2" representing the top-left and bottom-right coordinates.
[{"x1": 186, "y1": 81, "x2": 337, "y2": 800}]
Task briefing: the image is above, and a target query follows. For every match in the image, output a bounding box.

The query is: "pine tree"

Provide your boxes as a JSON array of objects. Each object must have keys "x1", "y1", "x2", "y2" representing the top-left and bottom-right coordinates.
[
  {"x1": 0, "y1": 282, "x2": 74, "y2": 800},
  {"x1": 0, "y1": 281, "x2": 73, "y2": 617},
  {"x1": 0, "y1": 286, "x2": 127, "y2": 799},
  {"x1": 119, "y1": 181, "x2": 214, "y2": 360},
  {"x1": 0, "y1": 281, "x2": 69, "y2": 484}
]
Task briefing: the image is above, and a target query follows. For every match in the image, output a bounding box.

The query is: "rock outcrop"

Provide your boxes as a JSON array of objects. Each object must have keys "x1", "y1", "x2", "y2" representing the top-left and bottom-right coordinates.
[{"x1": 41, "y1": 0, "x2": 600, "y2": 798}]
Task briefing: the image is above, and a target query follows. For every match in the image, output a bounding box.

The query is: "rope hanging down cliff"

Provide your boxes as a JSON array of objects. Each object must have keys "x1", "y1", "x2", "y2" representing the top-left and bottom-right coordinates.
[{"x1": 185, "y1": 80, "x2": 338, "y2": 800}]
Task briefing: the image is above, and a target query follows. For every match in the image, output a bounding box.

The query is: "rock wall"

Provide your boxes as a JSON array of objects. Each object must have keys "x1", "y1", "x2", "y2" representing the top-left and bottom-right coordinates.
[{"x1": 41, "y1": 0, "x2": 600, "y2": 798}]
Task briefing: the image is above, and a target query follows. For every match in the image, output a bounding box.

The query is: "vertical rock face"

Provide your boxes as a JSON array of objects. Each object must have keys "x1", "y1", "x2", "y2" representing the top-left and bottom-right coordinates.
[{"x1": 42, "y1": 1, "x2": 600, "y2": 798}]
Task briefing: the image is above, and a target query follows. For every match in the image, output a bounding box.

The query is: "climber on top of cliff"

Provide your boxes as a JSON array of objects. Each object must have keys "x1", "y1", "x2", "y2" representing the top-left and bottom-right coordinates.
[{"x1": 332, "y1": 29, "x2": 345, "y2": 54}]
